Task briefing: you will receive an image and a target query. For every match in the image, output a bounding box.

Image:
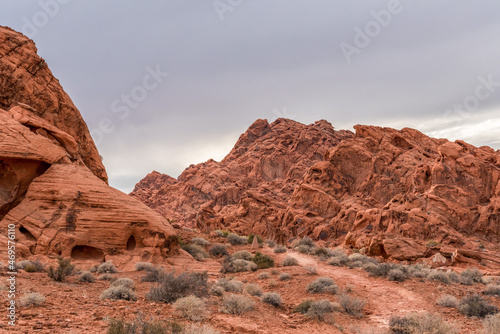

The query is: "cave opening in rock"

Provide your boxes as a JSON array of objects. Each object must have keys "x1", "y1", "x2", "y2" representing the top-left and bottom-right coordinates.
[
  {"x1": 71, "y1": 245, "x2": 104, "y2": 260},
  {"x1": 126, "y1": 235, "x2": 136, "y2": 251},
  {"x1": 19, "y1": 226, "x2": 36, "y2": 241}
]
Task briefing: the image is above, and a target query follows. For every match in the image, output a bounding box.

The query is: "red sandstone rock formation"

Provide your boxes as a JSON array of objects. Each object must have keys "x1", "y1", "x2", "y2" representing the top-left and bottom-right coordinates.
[{"x1": 0, "y1": 27, "x2": 177, "y2": 261}]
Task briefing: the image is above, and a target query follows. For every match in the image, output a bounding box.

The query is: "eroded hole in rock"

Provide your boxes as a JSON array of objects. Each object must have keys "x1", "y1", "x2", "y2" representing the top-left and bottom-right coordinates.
[
  {"x1": 126, "y1": 235, "x2": 136, "y2": 251},
  {"x1": 19, "y1": 226, "x2": 36, "y2": 241},
  {"x1": 71, "y1": 245, "x2": 104, "y2": 260}
]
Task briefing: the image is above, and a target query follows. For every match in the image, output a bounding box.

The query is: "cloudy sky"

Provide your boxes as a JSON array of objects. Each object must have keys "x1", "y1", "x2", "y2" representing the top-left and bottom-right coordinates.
[{"x1": 1, "y1": 1, "x2": 499, "y2": 192}]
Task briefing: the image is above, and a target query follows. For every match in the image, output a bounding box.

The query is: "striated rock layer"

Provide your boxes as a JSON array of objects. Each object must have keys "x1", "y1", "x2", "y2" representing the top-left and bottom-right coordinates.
[
  {"x1": 133, "y1": 120, "x2": 500, "y2": 265},
  {"x1": 0, "y1": 27, "x2": 177, "y2": 261}
]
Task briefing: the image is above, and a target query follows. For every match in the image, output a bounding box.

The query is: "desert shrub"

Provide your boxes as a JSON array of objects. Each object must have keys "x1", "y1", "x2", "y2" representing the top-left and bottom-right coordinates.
[
  {"x1": 141, "y1": 267, "x2": 166, "y2": 282},
  {"x1": 47, "y1": 257, "x2": 74, "y2": 282},
  {"x1": 232, "y1": 250, "x2": 253, "y2": 261},
  {"x1": 210, "y1": 285, "x2": 225, "y2": 296},
  {"x1": 23, "y1": 264, "x2": 37, "y2": 273},
  {"x1": 307, "y1": 299, "x2": 334, "y2": 321},
  {"x1": 330, "y1": 249, "x2": 349, "y2": 264},
  {"x1": 100, "y1": 286, "x2": 137, "y2": 301},
  {"x1": 348, "y1": 260, "x2": 364, "y2": 269},
  {"x1": 389, "y1": 312, "x2": 457, "y2": 334},
  {"x1": 16, "y1": 260, "x2": 32, "y2": 270},
  {"x1": 247, "y1": 234, "x2": 264, "y2": 246},
  {"x1": 111, "y1": 278, "x2": 135, "y2": 290},
  {"x1": 19, "y1": 259, "x2": 44, "y2": 272},
  {"x1": 437, "y1": 294, "x2": 458, "y2": 308},
  {"x1": 483, "y1": 313, "x2": 500, "y2": 334},
  {"x1": 294, "y1": 299, "x2": 314, "y2": 314},
  {"x1": 273, "y1": 245, "x2": 287, "y2": 253},
  {"x1": 279, "y1": 273, "x2": 292, "y2": 281},
  {"x1": 282, "y1": 256, "x2": 298, "y2": 267},
  {"x1": 388, "y1": 269, "x2": 407, "y2": 282},
  {"x1": 304, "y1": 266, "x2": 318, "y2": 275},
  {"x1": 448, "y1": 271, "x2": 460, "y2": 283},
  {"x1": 293, "y1": 236, "x2": 315, "y2": 248},
  {"x1": 222, "y1": 294, "x2": 255, "y2": 315},
  {"x1": 245, "y1": 283, "x2": 262, "y2": 296},
  {"x1": 79, "y1": 271, "x2": 96, "y2": 283},
  {"x1": 209, "y1": 244, "x2": 228, "y2": 257},
  {"x1": 135, "y1": 262, "x2": 156, "y2": 272},
  {"x1": 347, "y1": 253, "x2": 365, "y2": 263},
  {"x1": 459, "y1": 294, "x2": 498, "y2": 318},
  {"x1": 365, "y1": 263, "x2": 394, "y2": 277},
  {"x1": 428, "y1": 271, "x2": 451, "y2": 284},
  {"x1": 106, "y1": 314, "x2": 174, "y2": 334},
  {"x1": 296, "y1": 245, "x2": 312, "y2": 254},
  {"x1": 93, "y1": 261, "x2": 118, "y2": 274},
  {"x1": 227, "y1": 233, "x2": 247, "y2": 245},
  {"x1": 98, "y1": 274, "x2": 115, "y2": 281},
  {"x1": 182, "y1": 243, "x2": 209, "y2": 261},
  {"x1": 262, "y1": 292, "x2": 282, "y2": 307},
  {"x1": 191, "y1": 237, "x2": 210, "y2": 246},
  {"x1": 173, "y1": 295, "x2": 206, "y2": 321},
  {"x1": 258, "y1": 271, "x2": 270, "y2": 279},
  {"x1": 406, "y1": 264, "x2": 430, "y2": 279},
  {"x1": 20, "y1": 292, "x2": 45, "y2": 307},
  {"x1": 306, "y1": 277, "x2": 338, "y2": 294},
  {"x1": 460, "y1": 268, "x2": 484, "y2": 285},
  {"x1": 183, "y1": 324, "x2": 220, "y2": 334},
  {"x1": 484, "y1": 284, "x2": 500, "y2": 296},
  {"x1": 252, "y1": 252, "x2": 275, "y2": 269},
  {"x1": 340, "y1": 293, "x2": 365, "y2": 317},
  {"x1": 313, "y1": 247, "x2": 334, "y2": 259},
  {"x1": 147, "y1": 271, "x2": 209, "y2": 303},
  {"x1": 214, "y1": 230, "x2": 225, "y2": 237},
  {"x1": 221, "y1": 256, "x2": 257, "y2": 273},
  {"x1": 215, "y1": 278, "x2": 243, "y2": 293}
]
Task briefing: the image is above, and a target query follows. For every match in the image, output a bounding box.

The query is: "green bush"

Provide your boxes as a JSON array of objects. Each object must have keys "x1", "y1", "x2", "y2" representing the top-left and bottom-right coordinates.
[
  {"x1": 47, "y1": 257, "x2": 74, "y2": 282},
  {"x1": 252, "y1": 252, "x2": 275, "y2": 269},
  {"x1": 146, "y1": 271, "x2": 209, "y2": 303}
]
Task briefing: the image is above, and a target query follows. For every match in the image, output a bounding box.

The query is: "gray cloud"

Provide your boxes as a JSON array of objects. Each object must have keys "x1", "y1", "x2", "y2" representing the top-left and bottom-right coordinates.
[{"x1": 1, "y1": 0, "x2": 499, "y2": 192}]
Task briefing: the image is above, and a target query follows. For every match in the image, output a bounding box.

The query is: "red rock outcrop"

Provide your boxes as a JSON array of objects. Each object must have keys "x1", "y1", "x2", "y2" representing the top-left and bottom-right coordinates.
[
  {"x1": 0, "y1": 27, "x2": 177, "y2": 261},
  {"x1": 133, "y1": 120, "x2": 500, "y2": 265}
]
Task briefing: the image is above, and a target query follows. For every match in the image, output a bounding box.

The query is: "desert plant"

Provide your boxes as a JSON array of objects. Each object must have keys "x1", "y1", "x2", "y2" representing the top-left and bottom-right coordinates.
[
  {"x1": 173, "y1": 295, "x2": 206, "y2": 321},
  {"x1": 459, "y1": 294, "x2": 498, "y2": 318},
  {"x1": 141, "y1": 267, "x2": 166, "y2": 282},
  {"x1": 262, "y1": 292, "x2": 282, "y2": 307},
  {"x1": 135, "y1": 262, "x2": 156, "y2": 272},
  {"x1": 427, "y1": 271, "x2": 451, "y2": 284},
  {"x1": 47, "y1": 257, "x2": 74, "y2": 282},
  {"x1": 258, "y1": 271, "x2": 271, "y2": 279},
  {"x1": 460, "y1": 268, "x2": 484, "y2": 285},
  {"x1": 389, "y1": 312, "x2": 457, "y2": 334},
  {"x1": 245, "y1": 283, "x2": 262, "y2": 296},
  {"x1": 273, "y1": 245, "x2": 287, "y2": 253},
  {"x1": 282, "y1": 256, "x2": 298, "y2": 267},
  {"x1": 340, "y1": 293, "x2": 365, "y2": 317},
  {"x1": 191, "y1": 237, "x2": 210, "y2": 246},
  {"x1": 20, "y1": 292, "x2": 45, "y2": 307},
  {"x1": 294, "y1": 299, "x2": 314, "y2": 314},
  {"x1": 437, "y1": 294, "x2": 458, "y2": 308},
  {"x1": 388, "y1": 269, "x2": 407, "y2": 282},
  {"x1": 79, "y1": 271, "x2": 96, "y2": 283},
  {"x1": 222, "y1": 294, "x2": 255, "y2": 315},
  {"x1": 221, "y1": 256, "x2": 257, "y2": 273},
  {"x1": 306, "y1": 277, "x2": 338, "y2": 294},
  {"x1": 292, "y1": 236, "x2": 315, "y2": 248},
  {"x1": 92, "y1": 261, "x2": 118, "y2": 274},
  {"x1": 252, "y1": 252, "x2": 275, "y2": 269},
  {"x1": 110, "y1": 277, "x2": 135, "y2": 289},
  {"x1": 365, "y1": 263, "x2": 394, "y2": 277},
  {"x1": 182, "y1": 243, "x2": 209, "y2": 261},
  {"x1": 483, "y1": 313, "x2": 500, "y2": 334},
  {"x1": 209, "y1": 244, "x2": 228, "y2": 257},
  {"x1": 107, "y1": 315, "x2": 173, "y2": 334},
  {"x1": 304, "y1": 265, "x2": 318, "y2": 275},
  {"x1": 147, "y1": 271, "x2": 209, "y2": 303},
  {"x1": 307, "y1": 299, "x2": 334, "y2": 321},
  {"x1": 484, "y1": 284, "x2": 500, "y2": 296},
  {"x1": 214, "y1": 278, "x2": 243, "y2": 293},
  {"x1": 98, "y1": 273, "x2": 115, "y2": 281},
  {"x1": 100, "y1": 286, "x2": 137, "y2": 301},
  {"x1": 183, "y1": 324, "x2": 220, "y2": 334},
  {"x1": 279, "y1": 273, "x2": 292, "y2": 281},
  {"x1": 232, "y1": 250, "x2": 253, "y2": 261},
  {"x1": 296, "y1": 245, "x2": 312, "y2": 254},
  {"x1": 227, "y1": 233, "x2": 247, "y2": 245}
]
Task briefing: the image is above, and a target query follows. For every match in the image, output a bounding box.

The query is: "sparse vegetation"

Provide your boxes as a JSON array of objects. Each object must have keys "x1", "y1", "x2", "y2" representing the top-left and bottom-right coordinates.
[
  {"x1": 107, "y1": 315, "x2": 174, "y2": 334},
  {"x1": 221, "y1": 256, "x2": 257, "y2": 273},
  {"x1": 98, "y1": 273, "x2": 115, "y2": 281},
  {"x1": 427, "y1": 271, "x2": 451, "y2": 284},
  {"x1": 141, "y1": 267, "x2": 166, "y2": 282},
  {"x1": 183, "y1": 324, "x2": 220, "y2": 334},
  {"x1": 110, "y1": 277, "x2": 135, "y2": 289},
  {"x1": 252, "y1": 252, "x2": 275, "y2": 269},
  {"x1": 273, "y1": 245, "x2": 287, "y2": 253},
  {"x1": 92, "y1": 261, "x2": 118, "y2": 274},
  {"x1": 306, "y1": 277, "x2": 338, "y2": 294},
  {"x1": 306, "y1": 299, "x2": 334, "y2": 321},
  {"x1": 484, "y1": 284, "x2": 500, "y2": 296},
  {"x1": 191, "y1": 237, "x2": 210, "y2": 246},
  {"x1": 47, "y1": 257, "x2": 74, "y2": 282},
  {"x1": 232, "y1": 250, "x2": 253, "y2": 261},
  {"x1": 100, "y1": 286, "x2": 137, "y2": 301},
  {"x1": 258, "y1": 271, "x2": 270, "y2": 279},
  {"x1": 182, "y1": 243, "x2": 209, "y2": 261},
  {"x1": 388, "y1": 269, "x2": 407, "y2": 282},
  {"x1": 437, "y1": 294, "x2": 458, "y2": 308},
  {"x1": 297, "y1": 245, "x2": 312, "y2": 254},
  {"x1": 292, "y1": 236, "x2": 315, "y2": 248},
  {"x1": 209, "y1": 244, "x2": 228, "y2": 257},
  {"x1": 227, "y1": 233, "x2": 248, "y2": 245},
  {"x1": 135, "y1": 262, "x2": 155, "y2": 272},
  {"x1": 460, "y1": 268, "x2": 484, "y2": 285},
  {"x1": 279, "y1": 273, "x2": 292, "y2": 281},
  {"x1": 147, "y1": 271, "x2": 209, "y2": 303},
  {"x1": 266, "y1": 240, "x2": 276, "y2": 247},
  {"x1": 78, "y1": 271, "x2": 96, "y2": 283},
  {"x1": 245, "y1": 283, "x2": 262, "y2": 296},
  {"x1": 214, "y1": 278, "x2": 243, "y2": 293},
  {"x1": 389, "y1": 312, "x2": 457, "y2": 334},
  {"x1": 262, "y1": 292, "x2": 282, "y2": 307},
  {"x1": 20, "y1": 292, "x2": 45, "y2": 307},
  {"x1": 340, "y1": 293, "x2": 365, "y2": 317},
  {"x1": 483, "y1": 313, "x2": 500, "y2": 334},
  {"x1": 281, "y1": 256, "x2": 298, "y2": 267},
  {"x1": 294, "y1": 299, "x2": 314, "y2": 314},
  {"x1": 173, "y1": 295, "x2": 206, "y2": 321},
  {"x1": 221, "y1": 294, "x2": 255, "y2": 315},
  {"x1": 304, "y1": 265, "x2": 318, "y2": 275},
  {"x1": 459, "y1": 294, "x2": 498, "y2": 318}
]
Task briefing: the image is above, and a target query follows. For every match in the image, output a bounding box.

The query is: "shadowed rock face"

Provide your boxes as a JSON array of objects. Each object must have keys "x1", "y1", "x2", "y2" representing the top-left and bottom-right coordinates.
[
  {"x1": 133, "y1": 121, "x2": 500, "y2": 264},
  {"x1": 0, "y1": 27, "x2": 177, "y2": 260}
]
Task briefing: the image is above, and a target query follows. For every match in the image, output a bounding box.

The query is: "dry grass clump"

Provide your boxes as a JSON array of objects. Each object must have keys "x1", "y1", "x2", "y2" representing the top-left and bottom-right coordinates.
[
  {"x1": 20, "y1": 292, "x2": 45, "y2": 307},
  {"x1": 245, "y1": 283, "x2": 262, "y2": 296},
  {"x1": 221, "y1": 294, "x2": 255, "y2": 315},
  {"x1": 389, "y1": 312, "x2": 458, "y2": 334},
  {"x1": 437, "y1": 294, "x2": 458, "y2": 308},
  {"x1": 340, "y1": 293, "x2": 365, "y2": 317},
  {"x1": 306, "y1": 277, "x2": 338, "y2": 294},
  {"x1": 173, "y1": 295, "x2": 206, "y2": 321},
  {"x1": 134, "y1": 262, "x2": 155, "y2": 272},
  {"x1": 100, "y1": 286, "x2": 137, "y2": 301},
  {"x1": 78, "y1": 271, "x2": 96, "y2": 283},
  {"x1": 17, "y1": 259, "x2": 45, "y2": 272},
  {"x1": 183, "y1": 324, "x2": 221, "y2": 334},
  {"x1": 262, "y1": 292, "x2": 282, "y2": 307},
  {"x1": 304, "y1": 265, "x2": 318, "y2": 275},
  {"x1": 141, "y1": 267, "x2": 166, "y2": 283},
  {"x1": 222, "y1": 256, "x2": 257, "y2": 273},
  {"x1": 146, "y1": 271, "x2": 208, "y2": 303},
  {"x1": 281, "y1": 256, "x2": 298, "y2": 267}
]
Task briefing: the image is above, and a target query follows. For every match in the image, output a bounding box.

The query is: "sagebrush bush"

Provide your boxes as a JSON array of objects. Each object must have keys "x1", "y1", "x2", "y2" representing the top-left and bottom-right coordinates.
[
  {"x1": 245, "y1": 283, "x2": 262, "y2": 296},
  {"x1": 296, "y1": 245, "x2": 312, "y2": 254},
  {"x1": 182, "y1": 243, "x2": 209, "y2": 261},
  {"x1": 147, "y1": 271, "x2": 208, "y2": 303},
  {"x1": 294, "y1": 299, "x2": 314, "y2": 314},
  {"x1": 340, "y1": 293, "x2": 365, "y2": 317},
  {"x1": 215, "y1": 278, "x2": 243, "y2": 293},
  {"x1": 100, "y1": 286, "x2": 137, "y2": 301},
  {"x1": 232, "y1": 250, "x2": 253, "y2": 261},
  {"x1": 222, "y1": 294, "x2": 255, "y2": 315},
  {"x1": 273, "y1": 245, "x2": 287, "y2": 253},
  {"x1": 306, "y1": 277, "x2": 338, "y2": 294},
  {"x1": 20, "y1": 293, "x2": 45, "y2": 307},
  {"x1": 18, "y1": 259, "x2": 44, "y2": 272},
  {"x1": 427, "y1": 271, "x2": 451, "y2": 284},
  {"x1": 209, "y1": 244, "x2": 228, "y2": 257},
  {"x1": 459, "y1": 294, "x2": 498, "y2": 318},
  {"x1": 365, "y1": 262, "x2": 394, "y2": 277},
  {"x1": 78, "y1": 271, "x2": 96, "y2": 283},
  {"x1": 460, "y1": 268, "x2": 484, "y2": 285},
  {"x1": 173, "y1": 295, "x2": 206, "y2": 321},
  {"x1": 389, "y1": 312, "x2": 458, "y2": 334},
  {"x1": 307, "y1": 299, "x2": 334, "y2": 321},
  {"x1": 304, "y1": 266, "x2": 318, "y2": 275},
  {"x1": 92, "y1": 261, "x2": 118, "y2": 274},
  {"x1": 282, "y1": 256, "x2": 298, "y2": 267},
  {"x1": 292, "y1": 236, "x2": 315, "y2": 248},
  {"x1": 262, "y1": 292, "x2": 282, "y2": 307},
  {"x1": 183, "y1": 324, "x2": 221, "y2": 334},
  {"x1": 279, "y1": 273, "x2": 292, "y2": 281},
  {"x1": 227, "y1": 233, "x2": 247, "y2": 245},
  {"x1": 134, "y1": 262, "x2": 156, "y2": 272},
  {"x1": 448, "y1": 271, "x2": 460, "y2": 283},
  {"x1": 252, "y1": 252, "x2": 275, "y2": 269},
  {"x1": 98, "y1": 274, "x2": 115, "y2": 281},
  {"x1": 110, "y1": 278, "x2": 135, "y2": 289},
  {"x1": 191, "y1": 237, "x2": 210, "y2": 246},
  {"x1": 222, "y1": 256, "x2": 257, "y2": 273},
  {"x1": 47, "y1": 257, "x2": 74, "y2": 282},
  {"x1": 484, "y1": 284, "x2": 500, "y2": 296},
  {"x1": 437, "y1": 294, "x2": 458, "y2": 308},
  {"x1": 483, "y1": 313, "x2": 500, "y2": 334},
  {"x1": 388, "y1": 269, "x2": 407, "y2": 282},
  {"x1": 141, "y1": 267, "x2": 165, "y2": 282},
  {"x1": 258, "y1": 271, "x2": 270, "y2": 279},
  {"x1": 107, "y1": 314, "x2": 173, "y2": 334}
]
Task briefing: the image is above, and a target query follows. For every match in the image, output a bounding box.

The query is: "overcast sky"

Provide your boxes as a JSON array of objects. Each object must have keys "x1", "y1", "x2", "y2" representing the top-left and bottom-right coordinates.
[{"x1": 2, "y1": 1, "x2": 499, "y2": 193}]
